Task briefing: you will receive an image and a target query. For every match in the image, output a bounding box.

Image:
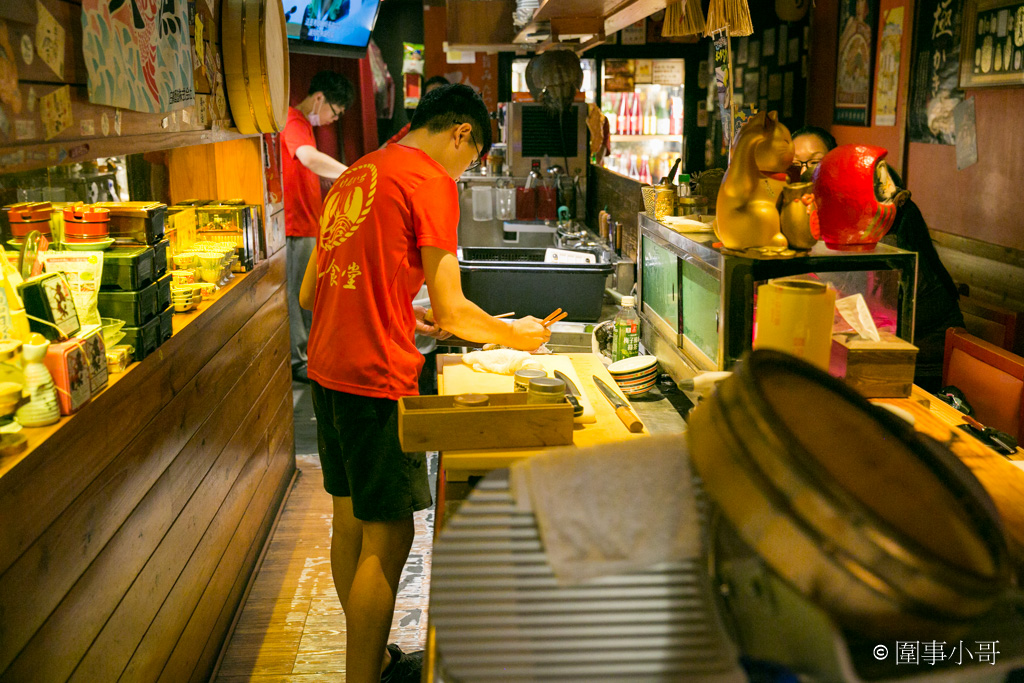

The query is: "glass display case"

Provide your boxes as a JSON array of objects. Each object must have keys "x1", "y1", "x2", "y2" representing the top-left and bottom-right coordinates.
[
  {"x1": 637, "y1": 213, "x2": 918, "y2": 373},
  {"x1": 600, "y1": 59, "x2": 684, "y2": 183}
]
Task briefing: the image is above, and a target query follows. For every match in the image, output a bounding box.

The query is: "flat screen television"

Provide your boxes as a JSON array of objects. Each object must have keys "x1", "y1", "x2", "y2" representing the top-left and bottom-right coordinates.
[{"x1": 284, "y1": 0, "x2": 382, "y2": 58}]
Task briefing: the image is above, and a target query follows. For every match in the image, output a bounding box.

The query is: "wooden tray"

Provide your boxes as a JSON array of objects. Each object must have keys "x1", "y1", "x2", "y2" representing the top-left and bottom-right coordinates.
[{"x1": 398, "y1": 393, "x2": 574, "y2": 452}]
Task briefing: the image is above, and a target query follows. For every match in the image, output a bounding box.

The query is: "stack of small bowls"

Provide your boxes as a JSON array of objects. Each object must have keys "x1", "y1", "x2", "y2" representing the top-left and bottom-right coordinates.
[
  {"x1": 170, "y1": 284, "x2": 197, "y2": 312},
  {"x1": 607, "y1": 356, "x2": 660, "y2": 396}
]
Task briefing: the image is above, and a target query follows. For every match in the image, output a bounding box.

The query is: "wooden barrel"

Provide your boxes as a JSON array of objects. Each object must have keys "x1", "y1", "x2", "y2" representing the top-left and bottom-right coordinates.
[
  {"x1": 688, "y1": 349, "x2": 1013, "y2": 638},
  {"x1": 221, "y1": 0, "x2": 290, "y2": 135}
]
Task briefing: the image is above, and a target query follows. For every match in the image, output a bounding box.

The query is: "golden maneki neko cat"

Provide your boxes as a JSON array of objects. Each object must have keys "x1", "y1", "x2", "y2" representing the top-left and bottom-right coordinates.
[{"x1": 714, "y1": 111, "x2": 817, "y2": 256}]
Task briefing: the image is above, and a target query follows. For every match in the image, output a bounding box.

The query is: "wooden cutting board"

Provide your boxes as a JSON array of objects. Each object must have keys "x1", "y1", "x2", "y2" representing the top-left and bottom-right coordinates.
[{"x1": 440, "y1": 354, "x2": 597, "y2": 423}]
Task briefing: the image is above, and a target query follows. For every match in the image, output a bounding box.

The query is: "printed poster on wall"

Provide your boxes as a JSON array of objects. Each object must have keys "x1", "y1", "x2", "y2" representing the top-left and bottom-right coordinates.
[
  {"x1": 835, "y1": 0, "x2": 879, "y2": 125},
  {"x1": 81, "y1": 0, "x2": 195, "y2": 113},
  {"x1": 874, "y1": 6, "x2": 905, "y2": 126},
  {"x1": 907, "y1": 0, "x2": 963, "y2": 144},
  {"x1": 714, "y1": 33, "x2": 734, "y2": 148}
]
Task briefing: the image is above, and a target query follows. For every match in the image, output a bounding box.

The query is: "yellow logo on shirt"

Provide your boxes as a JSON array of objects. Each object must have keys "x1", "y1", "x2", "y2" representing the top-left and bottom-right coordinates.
[{"x1": 320, "y1": 163, "x2": 378, "y2": 251}]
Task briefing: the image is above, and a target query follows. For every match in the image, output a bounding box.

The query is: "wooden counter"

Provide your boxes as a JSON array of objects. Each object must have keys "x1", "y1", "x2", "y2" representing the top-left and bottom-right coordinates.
[
  {"x1": 435, "y1": 353, "x2": 674, "y2": 528},
  {"x1": 874, "y1": 386, "x2": 1024, "y2": 560},
  {"x1": 0, "y1": 250, "x2": 294, "y2": 682}
]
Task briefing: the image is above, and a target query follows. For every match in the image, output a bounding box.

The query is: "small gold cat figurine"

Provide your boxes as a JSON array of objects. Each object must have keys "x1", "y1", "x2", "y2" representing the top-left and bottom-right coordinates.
[{"x1": 714, "y1": 111, "x2": 796, "y2": 254}]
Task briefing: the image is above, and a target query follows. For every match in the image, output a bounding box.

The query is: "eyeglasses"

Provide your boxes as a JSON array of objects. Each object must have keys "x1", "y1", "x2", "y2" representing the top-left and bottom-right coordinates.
[
  {"x1": 461, "y1": 124, "x2": 483, "y2": 170},
  {"x1": 328, "y1": 103, "x2": 344, "y2": 119},
  {"x1": 791, "y1": 156, "x2": 824, "y2": 173}
]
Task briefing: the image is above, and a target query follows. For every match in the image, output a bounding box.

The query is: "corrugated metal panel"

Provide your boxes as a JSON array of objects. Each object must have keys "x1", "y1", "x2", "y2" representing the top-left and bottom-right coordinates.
[{"x1": 431, "y1": 471, "x2": 745, "y2": 682}]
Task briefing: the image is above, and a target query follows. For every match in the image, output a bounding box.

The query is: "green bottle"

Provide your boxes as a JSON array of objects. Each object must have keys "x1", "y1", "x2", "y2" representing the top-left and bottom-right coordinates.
[{"x1": 613, "y1": 295, "x2": 640, "y2": 361}]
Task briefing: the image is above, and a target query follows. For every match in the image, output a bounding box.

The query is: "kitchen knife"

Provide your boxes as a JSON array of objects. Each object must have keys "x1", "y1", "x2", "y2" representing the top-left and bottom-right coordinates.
[
  {"x1": 592, "y1": 376, "x2": 644, "y2": 433},
  {"x1": 553, "y1": 370, "x2": 585, "y2": 417}
]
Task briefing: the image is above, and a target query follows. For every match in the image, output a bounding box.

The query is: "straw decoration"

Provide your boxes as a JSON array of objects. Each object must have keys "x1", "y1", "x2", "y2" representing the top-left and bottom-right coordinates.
[
  {"x1": 705, "y1": 0, "x2": 754, "y2": 37},
  {"x1": 662, "y1": 0, "x2": 706, "y2": 37}
]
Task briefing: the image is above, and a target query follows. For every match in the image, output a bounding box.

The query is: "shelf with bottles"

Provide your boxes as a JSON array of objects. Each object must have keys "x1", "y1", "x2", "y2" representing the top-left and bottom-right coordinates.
[
  {"x1": 602, "y1": 84, "x2": 684, "y2": 139},
  {"x1": 610, "y1": 134, "x2": 681, "y2": 142}
]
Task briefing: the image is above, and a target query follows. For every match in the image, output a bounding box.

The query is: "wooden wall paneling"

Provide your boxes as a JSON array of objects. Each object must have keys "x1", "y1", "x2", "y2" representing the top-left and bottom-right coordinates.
[
  {"x1": 0, "y1": 252, "x2": 284, "y2": 560},
  {"x1": 167, "y1": 144, "x2": 220, "y2": 202},
  {"x1": 67, "y1": 339, "x2": 290, "y2": 683},
  {"x1": 2, "y1": 297, "x2": 289, "y2": 681},
  {"x1": 213, "y1": 138, "x2": 266, "y2": 205},
  {"x1": 0, "y1": 285, "x2": 288, "y2": 677},
  {"x1": 117, "y1": 379, "x2": 294, "y2": 683},
  {"x1": 162, "y1": 386, "x2": 294, "y2": 683}
]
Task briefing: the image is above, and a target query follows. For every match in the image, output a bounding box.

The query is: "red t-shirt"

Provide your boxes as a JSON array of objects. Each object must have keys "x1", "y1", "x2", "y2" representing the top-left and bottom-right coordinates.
[
  {"x1": 385, "y1": 122, "x2": 411, "y2": 147},
  {"x1": 307, "y1": 144, "x2": 459, "y2": 400},
  {"x1": 282, "y1": 107, "x2": 322, "y2": 238}
]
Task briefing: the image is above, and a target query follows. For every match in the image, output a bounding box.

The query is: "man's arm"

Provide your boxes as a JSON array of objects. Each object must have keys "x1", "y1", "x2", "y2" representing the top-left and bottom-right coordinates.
[
  {"x1": 296, "y1": 145, "x2": 347, "y2": 180},
  {"x1": 299, "y1": 246, "x2": 317, "y2": 310},
  {"x1": 422, "y1": 246, "x2": 549, "y2": 351}
]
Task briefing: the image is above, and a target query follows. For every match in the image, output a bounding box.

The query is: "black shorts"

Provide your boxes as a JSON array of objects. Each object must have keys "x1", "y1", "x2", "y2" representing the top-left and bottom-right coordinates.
[{"x1": 310, "y1": 382, "x2": 432, "y2": 522}]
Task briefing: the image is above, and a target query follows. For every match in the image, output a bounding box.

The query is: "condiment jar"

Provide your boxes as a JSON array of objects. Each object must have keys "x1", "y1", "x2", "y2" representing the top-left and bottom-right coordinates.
[
  {"x1": 5, "y1": 202, "x2": 53, "y2": 243},
  {"x1": 453, "y1": 393, "x2": 490, "y2": 408},
  {"x1": 526, "y1": 377, "x2": 566, "y2": 404},
  {"x1": 513, "y1": 368, "x2": 547, "y2": 392},
  {"x1": 63, "y1": 204, "x2": 110, "y2": 243}
]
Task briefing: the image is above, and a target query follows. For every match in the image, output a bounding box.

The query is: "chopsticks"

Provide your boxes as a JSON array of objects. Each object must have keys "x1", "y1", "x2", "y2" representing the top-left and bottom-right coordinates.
[
  {"x1": 494, "y1": 312, "x2": 515, "y2": 319},
  {"x1": 541, "y1": 308, "x2": 568, "y2": 327}
]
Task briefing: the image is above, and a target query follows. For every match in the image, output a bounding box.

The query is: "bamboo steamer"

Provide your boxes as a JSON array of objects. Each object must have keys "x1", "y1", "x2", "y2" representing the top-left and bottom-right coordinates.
[
  {"x1": 687, "y1": 349, "x2": 1013, "y2": 638},
  {"x1": 221, "y1": 0, "x2": 290, "y2": 134}
]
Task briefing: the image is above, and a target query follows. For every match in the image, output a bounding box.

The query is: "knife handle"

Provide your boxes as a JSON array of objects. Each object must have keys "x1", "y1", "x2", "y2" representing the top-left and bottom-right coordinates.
[
  {"x1": 616, "y1": 406, "x2": 644, "y2": 433},
  {"x1": 566, "y1": 394, "x2": 584, "y2": 416}
]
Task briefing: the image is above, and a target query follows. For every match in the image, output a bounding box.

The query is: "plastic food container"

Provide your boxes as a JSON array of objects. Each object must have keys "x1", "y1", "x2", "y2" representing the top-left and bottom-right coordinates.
[
  {"x1": 94, "y1": 202, "x2": 167, "y2": 245},
  {"x1": 63, "y1": 204, "x2": 110, "y2": 240},
  {"x1": 5, "y1": 202, "x2": 53, "y2": 242}
]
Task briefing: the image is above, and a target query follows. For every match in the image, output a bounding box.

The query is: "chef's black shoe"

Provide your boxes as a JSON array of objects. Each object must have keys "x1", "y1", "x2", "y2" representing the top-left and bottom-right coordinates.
[{"x1": 380, "y1": 643, "x2": 424, "y2": 683}]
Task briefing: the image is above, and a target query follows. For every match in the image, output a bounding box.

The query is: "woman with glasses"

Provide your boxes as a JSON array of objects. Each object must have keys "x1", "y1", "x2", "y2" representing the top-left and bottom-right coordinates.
[{"x1": 790, "y1": 125, "x2": 836, "y2": 182}]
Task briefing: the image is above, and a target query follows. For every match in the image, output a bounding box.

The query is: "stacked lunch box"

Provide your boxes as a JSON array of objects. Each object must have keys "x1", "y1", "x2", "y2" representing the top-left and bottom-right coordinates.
[{"x1": 95, "y1": 203, "x2": 172, "y2": 361}]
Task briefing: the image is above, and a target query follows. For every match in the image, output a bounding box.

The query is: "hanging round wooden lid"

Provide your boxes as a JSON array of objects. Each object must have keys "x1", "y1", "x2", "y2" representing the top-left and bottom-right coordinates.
[{"x1": 221, "y1": 0, "x2": 290, "y2": 135}]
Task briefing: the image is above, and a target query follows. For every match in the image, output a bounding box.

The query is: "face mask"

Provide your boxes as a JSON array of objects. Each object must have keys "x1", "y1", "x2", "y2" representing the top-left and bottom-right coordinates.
[{"x1": 307, "y1": 99, "x2": 322, "y2": 127}]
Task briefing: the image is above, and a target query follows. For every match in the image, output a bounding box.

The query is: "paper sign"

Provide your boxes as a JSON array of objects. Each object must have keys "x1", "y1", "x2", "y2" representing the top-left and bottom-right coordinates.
[
  {"x1": 41, "y1": 85, "x2": 72, "y2": 140},
  {"x1": 35, "y1": 0, "x2": 65, "y2": 80},
  {"x1": 635, "y1": 59, "x2": 653, "y2": 84},
  {"x1": 874, "y1": 6, "x2": 904, "y2": 127},
  {"x1": 652, "y1": 59, "x2": 684, "y2": 85}
]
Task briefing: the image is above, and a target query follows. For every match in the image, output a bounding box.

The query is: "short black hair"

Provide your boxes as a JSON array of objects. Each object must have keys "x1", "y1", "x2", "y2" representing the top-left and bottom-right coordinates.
[
  {"x1": 792, "y1": 125, "x2": 837, "y2": 151},
  {"x1": 424, "y1": 75, "x2": 451, "y2": 92},
  {"x1": 409, "y1": 83, "x2": 492, "y2": 157},
  {"x1": 309, "y1": 71, "x2": 354, "y2": 110}
]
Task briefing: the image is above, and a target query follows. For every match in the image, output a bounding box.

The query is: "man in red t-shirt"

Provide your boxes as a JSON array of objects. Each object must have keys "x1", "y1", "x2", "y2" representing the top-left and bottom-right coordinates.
[
  {"x1": 299, "y1": 84, "x2": 549, "y2": 683},
  {"x1": 283, "y1": 71, "x2": 353, "y2": 383}
]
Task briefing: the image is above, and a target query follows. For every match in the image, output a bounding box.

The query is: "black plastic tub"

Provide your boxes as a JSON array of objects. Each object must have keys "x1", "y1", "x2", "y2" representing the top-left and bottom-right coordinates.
[{"x1": 458, "y1": 247, "x2": 614, "y2": 322}]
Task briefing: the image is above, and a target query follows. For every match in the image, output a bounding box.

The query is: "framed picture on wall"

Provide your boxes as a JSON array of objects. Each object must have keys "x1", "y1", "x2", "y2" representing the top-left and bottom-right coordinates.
[
  {"x1": 834, "y1": 0, "x2": 879, "y2": 125},
  {"x1": 960, "y1": 0, "x2": 1024, "y2": 87}
]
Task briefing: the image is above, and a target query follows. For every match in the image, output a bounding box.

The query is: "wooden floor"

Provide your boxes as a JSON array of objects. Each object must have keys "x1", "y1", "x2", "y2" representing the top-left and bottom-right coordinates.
[{"x1": 213, "y1": 453, "x2": 435, "y2": 682}]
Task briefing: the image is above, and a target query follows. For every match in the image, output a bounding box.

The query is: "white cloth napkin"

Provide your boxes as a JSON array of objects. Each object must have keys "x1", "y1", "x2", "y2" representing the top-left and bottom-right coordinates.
[{"x1": 510, "y1": 434, "x2": 701, "y2": 585}]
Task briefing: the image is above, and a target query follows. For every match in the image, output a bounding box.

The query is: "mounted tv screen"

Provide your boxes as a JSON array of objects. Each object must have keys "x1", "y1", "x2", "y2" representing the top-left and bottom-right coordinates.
[{"x1": 285, "y1": 0, "x2": 382, "y2": 58}]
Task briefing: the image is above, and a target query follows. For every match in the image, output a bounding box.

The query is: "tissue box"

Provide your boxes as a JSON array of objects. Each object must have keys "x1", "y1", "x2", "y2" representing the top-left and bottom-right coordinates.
[{"x1": 830, "y1": 331, "x2": 918, "y2": 398}]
